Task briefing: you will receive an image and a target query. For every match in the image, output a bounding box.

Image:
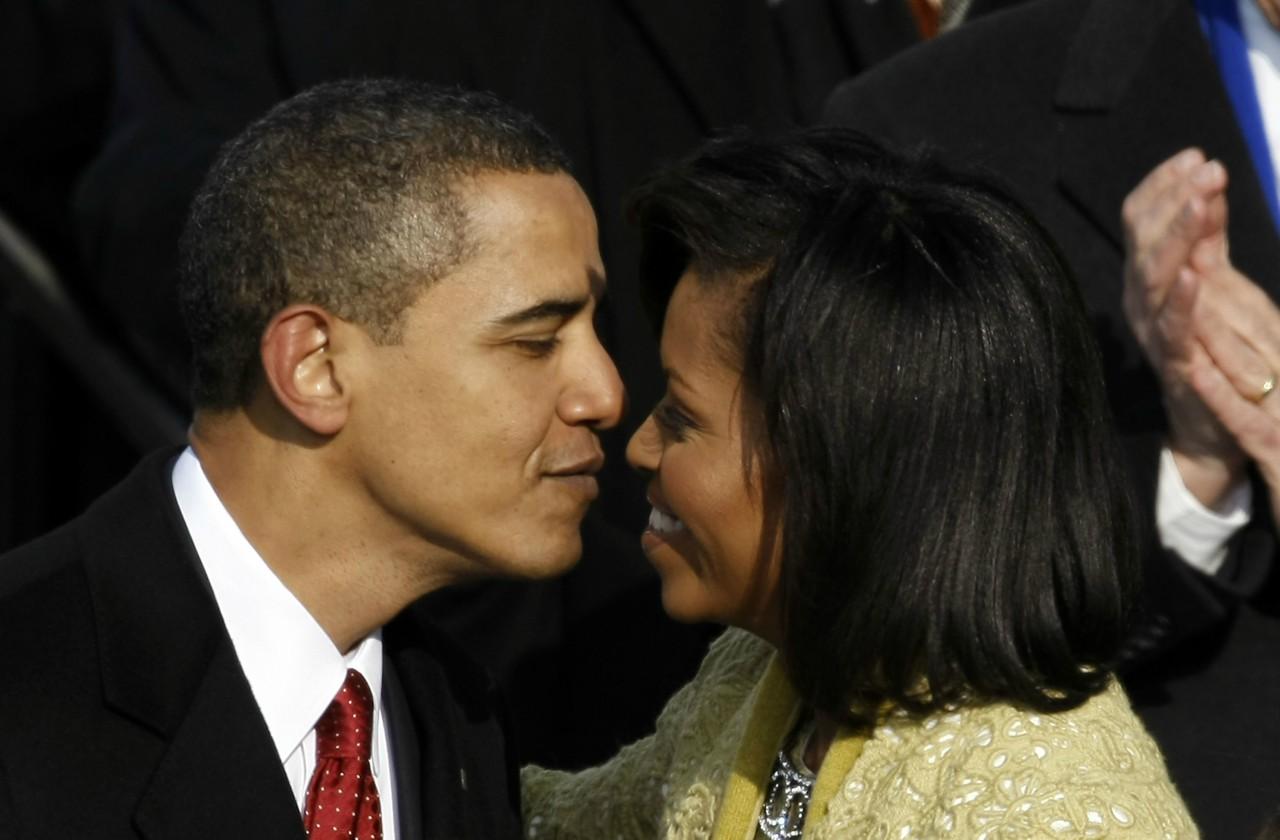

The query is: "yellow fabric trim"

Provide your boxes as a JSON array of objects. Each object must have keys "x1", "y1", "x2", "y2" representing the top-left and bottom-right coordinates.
[
  {"x1": 711, "y1": 654, "x2": 799, "y2": 840},
  {"x1": 709, "y1": 652, "x2": 869, "y2": 839},
  {"x1": 803, "y1": 726, "x2": 866, "y2": 831}
]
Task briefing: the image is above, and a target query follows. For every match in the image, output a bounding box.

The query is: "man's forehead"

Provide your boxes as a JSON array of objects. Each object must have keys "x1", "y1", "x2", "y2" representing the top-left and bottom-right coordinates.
[
  {"x1": 412, "y1": 172, "x2": 604, "y2": 325},
  {"x1": 468, "y1": 262, "x2": 606, "y2": 321},
  {"x1": 457, "y1": 169, "x2": 595, "y2": 232},
  {"x1": 455, "y1": 171, "x2": 602, "y2": 268}
]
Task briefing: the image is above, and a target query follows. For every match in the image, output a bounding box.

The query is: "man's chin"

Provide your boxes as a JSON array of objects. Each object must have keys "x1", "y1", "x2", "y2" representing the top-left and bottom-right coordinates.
[{"x1": 505, "y1": 534, "x2": 583, "y2": 581}]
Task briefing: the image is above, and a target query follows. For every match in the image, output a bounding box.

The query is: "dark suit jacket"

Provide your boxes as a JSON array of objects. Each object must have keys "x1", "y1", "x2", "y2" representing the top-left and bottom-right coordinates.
[
  {"x1": 0, "y1": 450, "x2": 520, "y2": 839},
  {"x1": 825, "y1": 0, "x2": 1280, "y2": 834}
]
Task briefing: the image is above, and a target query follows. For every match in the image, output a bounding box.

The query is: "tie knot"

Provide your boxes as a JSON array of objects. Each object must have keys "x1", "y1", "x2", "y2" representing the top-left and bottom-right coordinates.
[{"x1": 315, "y1": 669, "x2": 375, "y2": 761}]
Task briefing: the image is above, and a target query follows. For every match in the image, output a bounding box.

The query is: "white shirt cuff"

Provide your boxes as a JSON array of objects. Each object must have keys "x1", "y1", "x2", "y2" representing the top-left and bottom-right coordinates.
[{"x1": 1156, "y1": 447, "x2": 1252, "y2": 576}]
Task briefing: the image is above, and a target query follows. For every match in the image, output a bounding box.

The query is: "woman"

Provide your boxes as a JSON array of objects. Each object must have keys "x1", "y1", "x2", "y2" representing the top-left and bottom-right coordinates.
[{"x1": 522, "y1": 130, "x2": 1195, "y2": 838}]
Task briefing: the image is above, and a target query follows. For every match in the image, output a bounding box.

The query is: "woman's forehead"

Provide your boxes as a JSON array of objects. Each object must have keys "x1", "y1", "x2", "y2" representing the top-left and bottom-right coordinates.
[{"x1": 661, "y1": 276, "x2": 749, "y2": 394}]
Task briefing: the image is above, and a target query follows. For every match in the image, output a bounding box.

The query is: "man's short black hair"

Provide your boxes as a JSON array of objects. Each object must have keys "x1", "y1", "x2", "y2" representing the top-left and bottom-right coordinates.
[
  {"x1": 633, "y1": 128, "x2": 1136, "y2": 725},
  {"x1": 179, "y1": 78, "x2": 570, "y2": 409}
]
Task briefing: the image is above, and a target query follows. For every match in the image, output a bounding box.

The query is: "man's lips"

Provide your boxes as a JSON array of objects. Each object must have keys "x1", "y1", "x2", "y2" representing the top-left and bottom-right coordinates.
[
  {"x1": 544, "y1": 451, "x2": 605, "y2": 477},
  {"x1": 544, "y1": 450, "x2": 605, "y2": 499}
]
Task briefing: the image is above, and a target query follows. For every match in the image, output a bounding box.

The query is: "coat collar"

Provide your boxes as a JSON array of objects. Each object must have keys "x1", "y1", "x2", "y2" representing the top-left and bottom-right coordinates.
[
  {"x1": 132, "y1": 641, "x2": 305, "y2": 840},
  {"x1": 79, "y1": 449, "x2": 304, "y2": 839},
  {"x1": 1053, "y1": 0, "x2": 1178, "y2": 111},
  {"x1": 82, "y1": 449, "x2": 220, "y2": 737}
]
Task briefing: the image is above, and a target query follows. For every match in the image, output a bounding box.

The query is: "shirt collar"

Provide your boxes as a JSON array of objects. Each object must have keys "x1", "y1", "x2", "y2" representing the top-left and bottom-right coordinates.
[{"x1": 171, "y1": 447, "x2": 384, "y2": 762}]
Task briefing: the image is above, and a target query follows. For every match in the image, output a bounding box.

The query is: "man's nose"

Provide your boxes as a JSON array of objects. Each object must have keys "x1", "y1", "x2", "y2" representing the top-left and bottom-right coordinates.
[{"x1": 559, "y1": 340, "x2": 625, "y2": 429}]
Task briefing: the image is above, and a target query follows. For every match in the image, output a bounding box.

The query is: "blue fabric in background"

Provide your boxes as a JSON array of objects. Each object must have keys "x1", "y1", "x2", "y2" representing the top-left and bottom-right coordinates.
[{"x1": 1197, "y1": 0, "x2": 1280, "y2": 232}]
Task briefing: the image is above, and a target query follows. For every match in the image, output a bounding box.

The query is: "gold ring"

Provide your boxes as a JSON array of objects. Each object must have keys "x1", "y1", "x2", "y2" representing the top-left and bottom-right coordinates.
[{"x1": 1255, "y1": 374, "x2": 1276, "y2": 403}]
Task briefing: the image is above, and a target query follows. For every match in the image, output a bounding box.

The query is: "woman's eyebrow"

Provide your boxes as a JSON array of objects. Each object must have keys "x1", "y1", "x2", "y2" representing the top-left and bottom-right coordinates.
[
  {"x1": 663, "y1": 366, "x2": 701, "y2": 399},
  {"x1": 663, "y1": 365, "x2": 689, "y2": 388}
]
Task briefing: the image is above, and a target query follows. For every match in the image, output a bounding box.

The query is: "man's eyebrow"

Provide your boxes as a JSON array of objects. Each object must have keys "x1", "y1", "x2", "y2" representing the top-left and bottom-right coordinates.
[
  {"x1": 492, "y1": 297, "x2": 588, "y2": 327},
  {"x1": 491, "y1": 267, "x2": 606, "y2": 327}
]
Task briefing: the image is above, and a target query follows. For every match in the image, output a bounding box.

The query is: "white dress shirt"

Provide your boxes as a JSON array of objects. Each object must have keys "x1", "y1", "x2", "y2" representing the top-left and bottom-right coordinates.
[
  {"x1": 171, "y1": 448, "x2": 399, "y2": 839},
  {"x1": 1157, "y1": 447, "x2": 1252, "y2": 575}
]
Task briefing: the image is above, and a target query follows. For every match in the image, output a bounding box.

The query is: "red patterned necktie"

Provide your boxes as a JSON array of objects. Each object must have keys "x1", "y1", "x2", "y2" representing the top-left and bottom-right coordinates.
[{"x1": 303, "y1": 669, "x2": 384, "y2": 840}]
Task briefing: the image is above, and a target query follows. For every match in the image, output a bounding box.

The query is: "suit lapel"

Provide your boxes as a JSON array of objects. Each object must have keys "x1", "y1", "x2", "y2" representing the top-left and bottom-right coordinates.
[
  {"x1": 388, "y1": 640, "x2": 472, "y2": 838},
  {"x1": 382, "y1": 658, "x2": 425, "y2": 840},
  {"x1": 79, "y1": 451, "x2": 304, "y2": 840},
  {"x1": 133, "y1": 641, "x2": 305, "y2": 840},
  {"x1": 1053, "y1": 0, "x2": 1280, "y2": 294},
  {"x1": 385, "y1": 608, "x2": 521, "y2": 839}
]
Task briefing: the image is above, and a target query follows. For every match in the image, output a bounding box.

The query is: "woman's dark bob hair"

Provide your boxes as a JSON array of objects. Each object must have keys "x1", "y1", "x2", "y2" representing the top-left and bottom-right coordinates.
[{"x1": 631, "y1": 128, "x2": 1137, "y2": 725}]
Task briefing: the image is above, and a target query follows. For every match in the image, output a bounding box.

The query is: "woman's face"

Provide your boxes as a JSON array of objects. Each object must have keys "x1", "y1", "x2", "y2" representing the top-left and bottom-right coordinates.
[{"x1": 626, "y1": 272, "x2": 783, "y2": 641}]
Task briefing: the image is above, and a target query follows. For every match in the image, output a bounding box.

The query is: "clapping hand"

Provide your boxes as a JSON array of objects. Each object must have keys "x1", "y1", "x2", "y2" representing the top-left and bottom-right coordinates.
[{"x1": 1123, "y1": 148, "x2": 1280, "y2": 520}]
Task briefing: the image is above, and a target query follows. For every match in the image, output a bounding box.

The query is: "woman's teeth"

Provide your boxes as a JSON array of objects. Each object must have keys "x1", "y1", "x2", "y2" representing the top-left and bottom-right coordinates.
[{"x1": 648, "y1": 506, "x2": 686, "y2": 535}]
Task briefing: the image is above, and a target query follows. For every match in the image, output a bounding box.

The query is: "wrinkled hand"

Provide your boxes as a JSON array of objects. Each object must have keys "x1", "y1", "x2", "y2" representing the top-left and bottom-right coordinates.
[
  {"x1": 1121, "y1": 149, "x2": 1279, "y2": 507},
  {"x1": 1181, "y1": 204, "x2": 1280, "y2": 522},
  {"x1": 1187, "y1": 344, "x2": 1280, "y2": 525}
]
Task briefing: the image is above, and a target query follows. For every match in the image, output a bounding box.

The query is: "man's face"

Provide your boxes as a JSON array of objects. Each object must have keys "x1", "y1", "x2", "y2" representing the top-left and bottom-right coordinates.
[{"x1": 346, "y1": 171, "x2": 623, "y2": 582}]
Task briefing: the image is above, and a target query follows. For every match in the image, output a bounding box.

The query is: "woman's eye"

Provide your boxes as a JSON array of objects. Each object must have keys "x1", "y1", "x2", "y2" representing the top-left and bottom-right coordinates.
[{"x1": 653, "y1": 402, "x2": 694, "y2": 441}]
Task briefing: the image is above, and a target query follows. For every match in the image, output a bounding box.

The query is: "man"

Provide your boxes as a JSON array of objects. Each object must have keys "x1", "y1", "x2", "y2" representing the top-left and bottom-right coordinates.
[
  {"x1": 824, "y1": 0, "x2": 1280, "y2": 832},
  {"x1": 0, "y1": 79, "x2": 623, "y2": 838}
]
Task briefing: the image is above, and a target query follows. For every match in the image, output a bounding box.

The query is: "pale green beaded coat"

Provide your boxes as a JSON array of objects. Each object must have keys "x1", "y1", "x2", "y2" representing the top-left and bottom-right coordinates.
[{"x1": 522, "y1": 629, "x2": 1198, "y2": 839}]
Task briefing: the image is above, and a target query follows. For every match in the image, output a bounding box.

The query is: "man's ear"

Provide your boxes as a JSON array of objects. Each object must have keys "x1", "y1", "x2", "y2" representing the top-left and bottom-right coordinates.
[{"x1": 260, "y1": 305, "x2": 350, "y2": 436}]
